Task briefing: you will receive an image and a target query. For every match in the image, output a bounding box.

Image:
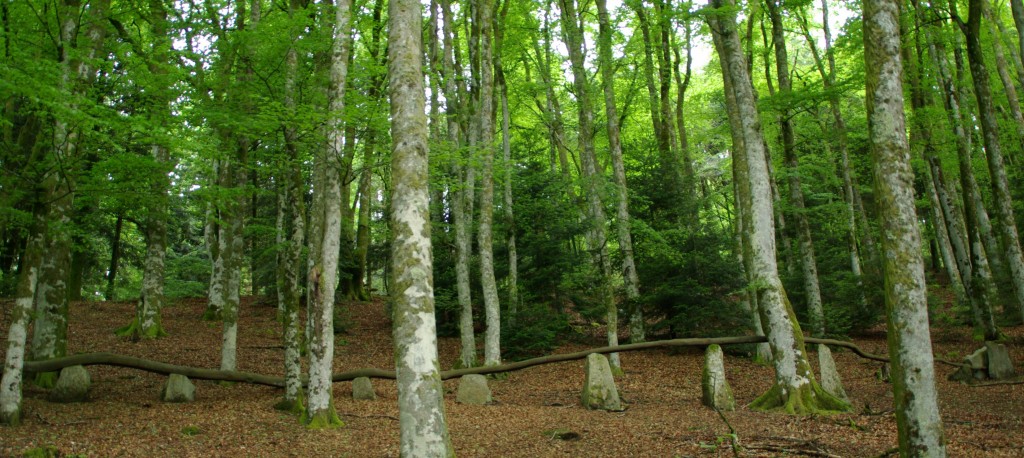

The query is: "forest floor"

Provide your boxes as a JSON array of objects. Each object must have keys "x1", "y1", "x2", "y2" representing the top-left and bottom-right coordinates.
[{"x1": 2, "y1": 296, "x2": 1024, "y2": 457}]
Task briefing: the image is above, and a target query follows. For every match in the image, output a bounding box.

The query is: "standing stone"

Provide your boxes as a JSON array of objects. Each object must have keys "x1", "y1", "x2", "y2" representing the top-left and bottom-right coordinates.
[
  {"x1": 352, "y1": 376, "x2": 377, "y2": 401},
  {"x1": 49, "y1": 365, "x2": 90, "y2": 403},
  {"x1": 161, "y1": 374, "x2": 196, "y2": 403},
  {"x1": 985, "y1": 341, "x2": 1016, "y2": 379},
  {"x1": 817, "y1": 345, "x2": 849, "y2": 402},
  {"x1": 701, "y1": 345, "x2": 735, "y2": 411},
  {"x1": 581, "y1": 353, "x2": 622, "y2": 411},
  {"x1": 949, "y1": 347, "x2": 988, "y2": 382},
  {"x1": 455, "y1": 374, "x2": 492, "y2": 405}
]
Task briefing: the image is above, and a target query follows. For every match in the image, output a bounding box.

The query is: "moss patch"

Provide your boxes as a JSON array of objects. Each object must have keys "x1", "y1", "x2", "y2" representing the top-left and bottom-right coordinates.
[
  {"x1": 302, "y1": 406, "x2": 343, "y2": 429},
  {"x1": 749, "y1": 381, "x2": 851, "y2": 414}
]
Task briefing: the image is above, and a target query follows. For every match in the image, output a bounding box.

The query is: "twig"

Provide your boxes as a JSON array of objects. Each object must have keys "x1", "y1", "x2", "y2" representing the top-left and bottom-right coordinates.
[
  {"x1": 873, "y1": 446, "x2": 899, "y2": 458},
  {"x1": 338, "y1": 412, "x2": 398, "y2": 421},
  {"x1": 745, "y1": 444, "x2": 842, "y2": 458},
  {"x1": 713, "y1": 407, "x2": 741, "y2": 458}
]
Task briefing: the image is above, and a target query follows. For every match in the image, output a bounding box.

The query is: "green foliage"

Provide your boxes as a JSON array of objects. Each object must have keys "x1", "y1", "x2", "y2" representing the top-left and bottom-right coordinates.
[
  {"x1": 633, "y1": 224, "x2": 747, "y2": 338},
  {"x1": 500, "y1": 301, "x2": 571, "y2": 361}
]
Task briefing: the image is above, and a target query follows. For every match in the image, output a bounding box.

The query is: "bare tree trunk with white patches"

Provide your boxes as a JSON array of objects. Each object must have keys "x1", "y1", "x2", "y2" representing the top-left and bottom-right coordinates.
[
  {"x1": 304, "y1": 0, "x2": 352, "y2": 428},
  {"x1": 389, "y1": 0, "x2": 455, "y2": 454},
  {"x1": 1, "y1": 207, "x2": 44, "y2": 425},
  {"x1": 709, "y1": 0, "x2": 847, "y2": 414},
  {"x1": 864, "y1": 0, "x2": 947, "y2": 453},
  {"x1": 495, "y1": 0, "x2": 518, "y2": 327}
]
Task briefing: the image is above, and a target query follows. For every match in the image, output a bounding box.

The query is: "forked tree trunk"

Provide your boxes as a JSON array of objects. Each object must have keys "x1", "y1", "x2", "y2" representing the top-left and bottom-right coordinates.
[
  {"x1": 708, "y1": 0, "x2": 847, "y2": 414},
  {"x1": 304, "y1": 0, "x2": 352, "y2": 428},
  {"x1": 388, "y1": 0, "x2": 454, "y2": 453},
  {"x1": 864, "y1": 0, "x2": 947, "y2": 453}
]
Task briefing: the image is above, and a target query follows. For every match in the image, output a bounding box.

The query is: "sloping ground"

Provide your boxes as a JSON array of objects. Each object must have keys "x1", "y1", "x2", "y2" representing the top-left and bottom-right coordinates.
[{"x1": 2, "y1": 297, "x2": 1023, "y2": 457}]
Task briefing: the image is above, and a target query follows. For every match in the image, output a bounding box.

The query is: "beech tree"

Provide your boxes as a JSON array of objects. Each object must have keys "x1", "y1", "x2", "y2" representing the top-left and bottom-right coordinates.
[
  {"x1": 389, "y1": 0, "x2": 454, "y2": 453},
  {"x1": 863, "y1": 0, "x2": 947, "y2": 453},
  {"x1": 707, "y1": 0, "x2": 848, "y2": 414}
]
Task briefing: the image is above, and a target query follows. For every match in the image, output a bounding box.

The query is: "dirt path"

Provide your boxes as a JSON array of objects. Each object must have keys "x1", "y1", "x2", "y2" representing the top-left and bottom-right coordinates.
[{"x1": 2, "y1": 297, "x2": 1023, "y2": 457}]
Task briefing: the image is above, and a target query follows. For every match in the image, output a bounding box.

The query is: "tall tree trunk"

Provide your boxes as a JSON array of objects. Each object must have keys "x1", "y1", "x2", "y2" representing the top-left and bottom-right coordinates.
[
  {"x1": 474, "y1": 0, "x2": 502, "y2": 367},
  {"x1": 495, "y1": 1, "x2": 518, "y2": 326},
  {"x1": 304, "y1": 0, "x2": 352, "y2": 428},
  {"x1": 440, "y1": 0, "x2": 477, "y2": 369},
  {"x1": 32, "y1": 0, "x2": 109, "y2": 388},
  {"x1": 863, "y1": 0, "x2": 947, "y2": 453},
  {"x1": 559, "y1": 0, "x2": 621, "y2": 372},
  {"x1": 709, "y1": 0, "x2": 847, "y2": 414},
  {"x1": 388, "y1": 0, "x2": 454, "y2": 453},
  {"x1": 0, "y1": 201, "x2": 45, "y2": 425},
  {"x1": 963, "y1": 0, "x2": 1024, "y2": 320},
  {"x1": 767, "y1": 0, "x2": 826, "y2": 336},
  {"x1": 712, "y1": 7, "x2": 772, "y2": 363},
  {"x1": 597, "y1": 0, "x2": 644, "y2": 343}
]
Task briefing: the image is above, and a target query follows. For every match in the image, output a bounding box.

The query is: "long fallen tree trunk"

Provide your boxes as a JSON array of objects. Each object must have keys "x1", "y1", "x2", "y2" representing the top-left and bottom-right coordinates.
[{"x1": 6, "y1": 336, "x2": 964, "y2": 388}]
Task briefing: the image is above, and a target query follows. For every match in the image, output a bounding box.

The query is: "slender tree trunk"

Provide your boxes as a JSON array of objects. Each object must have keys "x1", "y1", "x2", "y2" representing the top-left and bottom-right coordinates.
[
  {"x1": 963, "y1": 0, "x2": 1024, "y2": 320},
  {"x1": 388, "y1": 0, "x2": 454, "y2": 453},
  {"x1": 709, "y1": 0, "x2": 846, "y2": 414},
  {"x1": 863, "y1": 0, "x2": 946, "y2": 453},
  {"x1": 597, "y1": 0, "x2": 643, "y2": 343},
  {"x1": 0, "y1": 203, "x2": 45, "y2": 425},
  {"x1": 495, "y1": 0, "x2": 518, "y2": 327},
  {"x1": 304, "y1": 0, "x2": 352, "y2": 428},
  {"x1": 474, "y1": 0, "x2": 502, "y2": 367},
  {"x1": 767, "y1": 0, "x2": 825, "y2": 336},
  {"x1": 105, "y1": 214, "x2": 123, "y2": 301},
  {"x1": 559, "y1": 0, "x2": 620, "y2": 372},
  {"x1": 440, "y1": 0, "x2": 477, "y2": 369},
  {"x1": 712, "y1": 10, "x2": 772, "y2": 363}
]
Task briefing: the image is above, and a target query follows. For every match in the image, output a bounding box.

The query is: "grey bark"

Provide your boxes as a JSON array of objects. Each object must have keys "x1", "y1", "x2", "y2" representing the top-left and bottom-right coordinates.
[
  {"x1": 864, "y1": 0, "x2": 947, "y2": 452},
  {"x1": 388, "y1": 0, "x2": 455, "y2": 452}
]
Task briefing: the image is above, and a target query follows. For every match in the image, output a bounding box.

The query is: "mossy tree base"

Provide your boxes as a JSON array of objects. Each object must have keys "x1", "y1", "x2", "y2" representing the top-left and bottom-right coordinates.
[
  {"x1": 274, "y1": 390, "x2": 305, "y2": 415},
  {"x1": 33, "y1": 371, "x2": 58, "y2": 389},
  {"x1": 302, "y1": 406, "x2": 343, "y2": 429},
  {"x1": 201, "y1": 307, "x2": 220, "y2": 322},
  {"x1": 0, "y1": 407, "x2": 22, "y2": 427},
  {"x1": 749, "y1": 381, "x2": 851, "y2": 414},
  {"x1": 115, "y1": 318, "x2": 168, "y2": 340}
]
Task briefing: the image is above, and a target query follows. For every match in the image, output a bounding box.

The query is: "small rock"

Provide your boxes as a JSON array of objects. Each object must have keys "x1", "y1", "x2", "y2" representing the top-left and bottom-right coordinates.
[
  {"x1": 985, "y1": 341, "x2": 1016, "y2": 380},
  {"x1": 49, "y1": 365, "x2": 90, "y2": 403},
  {"x1": 817, "y1": 345, "x2": 848, "y2": 402},
  {"x1": 701, "y1": 345, "x2": 735, "y2": 411},
  {"x1": 161, "y1": 374, "x2": 196, "y2": 403},
  {"x1": 580, "y1": 353, "x2": 622, "y2": 411},
  {"x1": 456, "y1": 374, "x2": 492, "y2": 405},
  {"x1": 352, "y1": 376, "x2": 377, "y2": 400}
]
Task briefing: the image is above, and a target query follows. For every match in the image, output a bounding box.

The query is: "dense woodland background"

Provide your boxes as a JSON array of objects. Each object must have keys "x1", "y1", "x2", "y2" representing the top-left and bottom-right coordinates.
[{"x1": 1, "y1": 0, "x2": 1023, "y2": 451}]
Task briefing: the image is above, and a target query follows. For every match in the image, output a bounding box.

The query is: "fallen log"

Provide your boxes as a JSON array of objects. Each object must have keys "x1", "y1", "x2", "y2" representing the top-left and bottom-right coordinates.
[{"x1": 8, "y1": 335, "x2": 965, "y2": 388}]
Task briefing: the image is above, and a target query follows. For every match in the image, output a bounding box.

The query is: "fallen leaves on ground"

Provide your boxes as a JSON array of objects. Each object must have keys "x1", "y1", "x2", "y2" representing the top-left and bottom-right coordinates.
[{"x1": 2, "y1": 297, "x2": 1023, "y2": 457}]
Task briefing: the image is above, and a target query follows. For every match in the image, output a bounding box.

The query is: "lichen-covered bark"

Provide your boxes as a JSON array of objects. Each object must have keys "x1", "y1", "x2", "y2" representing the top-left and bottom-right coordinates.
[
  {"x1": 559, "y1": 0, "x2": 620, "y2": 371},
  {"x1": 494, "y1": 3, "x2": 519, "y2": 326},
  {"x1": 0, "y1": 209, "x2": 44, "y2": 426},
  {"x1": 388, "y1": 0, "x2": 454, "y2": 454},
  {"x1": 474, "y1": 0, "x2": 502, "y2": 368},
  {"x1": 767, "y1": 0, "x2": 825, "y2": 336},
  {"x1": 864, "y1": 0, "x2": 947, "y2": 453},
  {"x1": 275, "y1": 0, "x2": 308, "y2": 412},
  {"x1": 597, "y1": 0, "x2": 643, "y2": 343},
  {"x1": 708, "y1": 0, "x2": 846, "y2": 414},
  {"x1": 964, "y1": 0, "x2": 1024, "y2": 321},
  {"x1": 304, "y1": 0, "x2": 352, "y2": 428}
]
